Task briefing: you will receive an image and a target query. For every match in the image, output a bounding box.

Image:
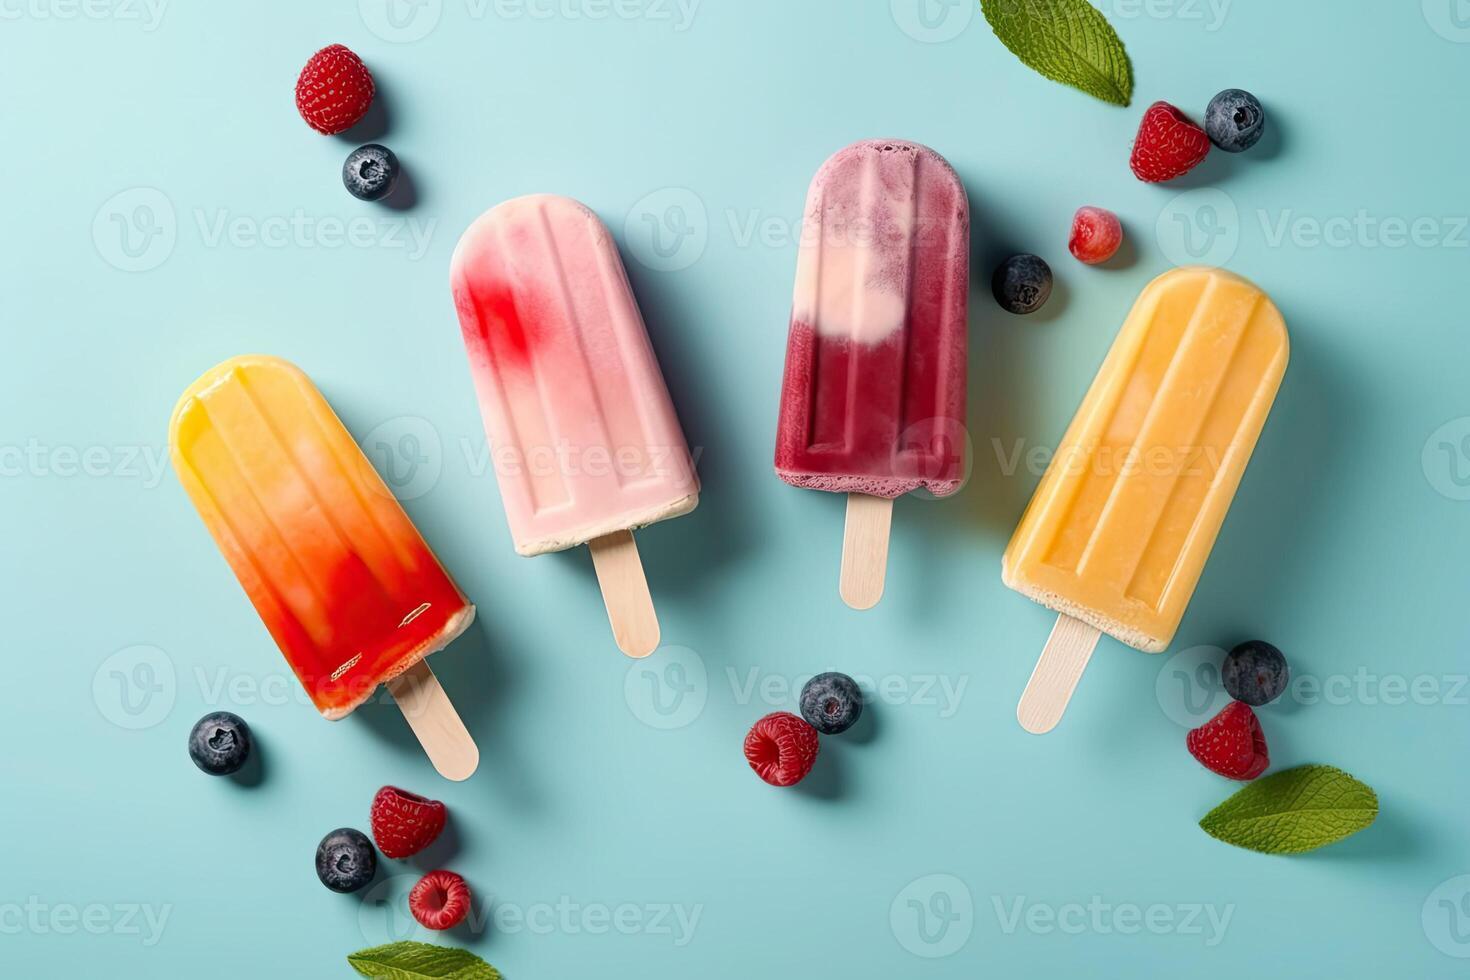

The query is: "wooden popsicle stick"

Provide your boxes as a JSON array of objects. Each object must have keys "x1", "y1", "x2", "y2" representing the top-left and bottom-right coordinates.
[
  {"x1": 588, "y1": 530, "x2": 660, "y2": 658},
  {"x1": 839, "y1": 493, "x2": 894, "y2": 610},
  {"x1": 386, "y1": 660, "x2": 480, "y2": 782},
  {"x1": 1017, "y1": 614, "x2": 1102, "y2": 735}
]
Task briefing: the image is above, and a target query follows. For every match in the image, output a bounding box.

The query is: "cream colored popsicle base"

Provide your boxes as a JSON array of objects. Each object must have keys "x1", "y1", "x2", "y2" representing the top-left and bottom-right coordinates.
[
  {"x1": 513, "y1": 493, "x2": 699, "y2": 557},
  {"x1": 1017, "y1": 615, "x2": 1102, "y2": 735},
  {"x1": 386, "y1": 661, "x2": 480, "y2": 781},
  {"x1": 589, "y1": 530, "x2": 661, "y2": 658},
  {"x1": 840, "y1": 494, "x2": 893, "y2": 610}
]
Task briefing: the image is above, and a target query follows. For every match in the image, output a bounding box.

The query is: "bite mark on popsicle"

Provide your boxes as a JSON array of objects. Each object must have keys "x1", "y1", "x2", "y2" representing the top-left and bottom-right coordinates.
[
  {"x1": 399, "y1": 602, "x2": 432, "y2": 628},
  {"x1": 329, "y1": 653, "x2": 362, "y2": 682}
]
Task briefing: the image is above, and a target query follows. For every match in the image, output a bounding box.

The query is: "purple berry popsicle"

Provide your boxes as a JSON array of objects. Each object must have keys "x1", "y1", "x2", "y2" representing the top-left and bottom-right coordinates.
[{"x1": 774, "y1": 140, "x2": 970, "y2": 609}]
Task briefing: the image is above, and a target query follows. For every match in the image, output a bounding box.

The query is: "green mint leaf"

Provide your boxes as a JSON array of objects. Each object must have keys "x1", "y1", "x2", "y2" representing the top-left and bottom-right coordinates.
[
  {"x1": 979, "y1": 0, "x2": 1134, "y2": 106},
  {"x1": 1199, "y1": 765, "x2": 1378, "y2": 855},
  {"x1": 347, "y1": 942, "x2": 501, "y2": 980}
]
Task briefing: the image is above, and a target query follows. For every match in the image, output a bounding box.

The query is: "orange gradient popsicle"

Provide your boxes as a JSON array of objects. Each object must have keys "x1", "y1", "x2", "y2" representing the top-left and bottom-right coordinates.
[
  {"x1": 170, "y1": 355, "x2": 476, "y2": 720},
  {"x1": 1005, "y1": 267, "x2": 1288, "y2": 730}
]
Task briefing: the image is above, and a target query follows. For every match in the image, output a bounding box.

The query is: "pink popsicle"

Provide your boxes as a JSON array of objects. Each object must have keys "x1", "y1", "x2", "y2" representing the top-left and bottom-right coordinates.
[{"x1": 451, "y1": 194, "x2": 698, "y2": 656}]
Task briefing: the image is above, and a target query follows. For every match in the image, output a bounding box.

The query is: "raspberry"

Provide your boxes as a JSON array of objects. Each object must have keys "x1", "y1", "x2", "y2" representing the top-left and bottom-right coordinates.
[
  {"x1": 744, "y1": 712, "x2": 819, "y2": 787},
  {"x1": 1187, "y1": 701, "x2": 1269, "y2": 781},
  {"x1": 1068, "y1": 207, "x2": 1123, "y2": 265},
  {"x1": 409, "y1": 870, "x2": 472, "y2": 931},
  {"x1": 370, "y1": 786, "x2": 447, "y2": 859},
  {"x1": 295, "y1": 44, "x2": 375, "y2": 135},
  {"x1": 1129, "y1": 101, "x2": 1211, "y2": 183}
]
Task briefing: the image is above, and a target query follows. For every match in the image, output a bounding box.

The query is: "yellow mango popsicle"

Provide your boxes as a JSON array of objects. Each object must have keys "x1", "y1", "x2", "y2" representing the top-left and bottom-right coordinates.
[{"x1": 1005, "y1": 267, "x2": 1288, "y2": 732}]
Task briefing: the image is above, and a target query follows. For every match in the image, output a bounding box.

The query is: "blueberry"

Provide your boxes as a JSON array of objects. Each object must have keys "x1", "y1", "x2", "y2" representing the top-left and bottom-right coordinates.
[
  {"x1": 799, "y1": 672, "x2": 864, "y2": 735},
  {"x1": 342, "y1": 143, "x2": 400, "y2": 202},
  {"x1": 1221, "y1": 640, "x2": 1288, "y2": 706},
  {"x1": 315, "y1": 828, "x2": 377, "y2": 893},
  {"x1": 992, "y1": 254, "x2": 1052, "y2": 315},
  {"x1": 187, "y1": 711, "x2": 252, "y2": 776},
  {"x1": 1204, "y1": 89, "x2": 1265, "y2": 153}
]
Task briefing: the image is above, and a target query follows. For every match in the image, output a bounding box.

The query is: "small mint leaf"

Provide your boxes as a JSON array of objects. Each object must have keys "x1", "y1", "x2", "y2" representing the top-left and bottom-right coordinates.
[
  {"x1": 980, "y1": 0, "x2": 1134, "y2": 106},
  {"x1": 347, "y1": 942, "x2": 501, "y2": 980},
  {"x1": 1199, "y1": 765, "x2": 1378, "y2": 855}
]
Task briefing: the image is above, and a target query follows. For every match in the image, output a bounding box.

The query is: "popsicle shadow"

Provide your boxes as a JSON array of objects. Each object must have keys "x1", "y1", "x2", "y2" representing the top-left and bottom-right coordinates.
[
  {"x1": 1089, "y1": 302, "x2": 1349, "y2": 730},
  {"x1": 1175, "y1": 310, "x2": 1352, "y2": 647},
  {"x1": 887, "y1": 185, "x2": 1062, "y2": 614},
  {"x1": 351, "y1": 678, "x2": 438, "y2": 757},
  {"x1": 434, "y1": 618, "x2": 544, "y2": 806},
  {"x1": 950, "y1": 186, "x2": 1054, "y2": 536},
  {"x1": 351, "y1": 617, "x2": 540, "y2": 809},
  {"x1": 585, "y1": 257, "x2": 756, "y2": 598}
]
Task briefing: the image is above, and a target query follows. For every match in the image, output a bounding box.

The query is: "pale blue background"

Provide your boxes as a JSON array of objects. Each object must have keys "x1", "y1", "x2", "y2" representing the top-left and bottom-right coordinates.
[{"x1": 4, "y1": 1, "x2": 1470, "y2": 976}]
